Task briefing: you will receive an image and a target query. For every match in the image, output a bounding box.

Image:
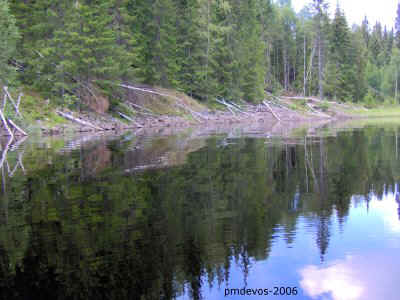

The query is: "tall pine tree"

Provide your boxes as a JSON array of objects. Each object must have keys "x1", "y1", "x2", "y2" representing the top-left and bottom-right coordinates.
[{"x1": 0, "y1": 0, "x2": 19, "y2": 86}]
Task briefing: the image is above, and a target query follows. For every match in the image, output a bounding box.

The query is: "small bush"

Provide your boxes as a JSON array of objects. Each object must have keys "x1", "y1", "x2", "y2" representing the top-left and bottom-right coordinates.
[
  {"x1": 363, "y1": 91, "x2": 377, "y2": 108},
  {"x1": 317, "y1": 102, "x2": 330, "y2": 112},
  {"x1": 383, "y1": 97, "x2": 397, "y2": 106}
]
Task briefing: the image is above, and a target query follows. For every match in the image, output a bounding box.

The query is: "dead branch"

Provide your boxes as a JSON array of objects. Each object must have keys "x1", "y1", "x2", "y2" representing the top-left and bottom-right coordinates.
[
  {"x1": 0, "y1": 109, "x2": 14, "y2": 138},
  {"x1": 306, "y1": 103, "x2": 331, "y2": 118},
  {"x1": 7, "y1": 119, "x2": 28, "y2": 136},
  {"x1": 130, "y1": 103, "x2": 157, "y2": 115},
  {"x1": 263, "y1": 101, "x2": 281, "y2": 122},
  {"x1": 118, "y1": 84, "x2": 208, "y2": 121},
  {"x1": 216, "y1": 98, "x2": 251, "y2": 116},
  {"x1": 3, "y1": 87, "x2": 22, "y2": 118},
  {"x1": 56, "y1": 111, "x2": 103, "y2": 131},
  {"x1": 118, "y1": 112, "x2": 143, "y2": 128}
]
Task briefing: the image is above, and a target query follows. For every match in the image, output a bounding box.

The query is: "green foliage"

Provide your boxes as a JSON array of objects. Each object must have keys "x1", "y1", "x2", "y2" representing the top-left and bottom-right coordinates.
[
  {"x1": 0, "y1": 0, "x2": 19, "y2": 86},
  {"x1": 5, "y1": 0, "x2": 400, "y2": 108},
  {"x1": 324, "y1": 5, "x2": 356, "y2": 101},
  {"x1": 317, "y1": 101, "x2": 330, "y2": 111},
  {"x1": 363, "y1": 90, "x2": 377, "y2": 108}
]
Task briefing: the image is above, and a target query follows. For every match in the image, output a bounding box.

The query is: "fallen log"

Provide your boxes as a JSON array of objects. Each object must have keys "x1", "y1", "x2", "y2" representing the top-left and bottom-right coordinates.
[
  {"x1": 0, "y1": 109, "x2": 14, "y2": 138},
  {"x1": 119, "y1": 84, "x2": 208, "y2": 121},
  {"x1": 216, "y1": 99, "x2": 251, "y2": 116},
  {"x1": 131, "y1": 108, "x2": 158, "y2": 117},
  {"x1": 263, "y1": 101, "x2": 281, "y2": 122},
  {"x1": 3, "y1": 87, "x2": 22, "y2": 118},
  {"x1": 175, "y1": 103, "x2": 202, "y2": 122},
  {"x1": 130, "y1": 103, "x2": 157, "y2": 115},
  {"x1": 215, "y1": 99, "x2": 241, "y2": 120},
  {"x1": 306, "y1": 103, "x2": 331, "y2": 118},
  {"x1": 7, "y1": 119, "x2": 28, "y2": 136},
  {"x1": 56, "y1": 111, "x2": 103, "y2": 131},
  {"x1": 118, "y1": 112, "x2": 143, "y2": 128}
]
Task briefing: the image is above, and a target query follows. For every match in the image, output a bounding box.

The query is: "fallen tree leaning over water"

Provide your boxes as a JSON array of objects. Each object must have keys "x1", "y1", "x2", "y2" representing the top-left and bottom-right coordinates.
[{"x1": 0, "y1": 86, "x2": 28, "y2": 137}]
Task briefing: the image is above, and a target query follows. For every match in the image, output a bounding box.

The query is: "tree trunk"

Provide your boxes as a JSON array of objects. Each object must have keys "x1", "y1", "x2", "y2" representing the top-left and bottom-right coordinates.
[
  {"x1": 284, "y1": 46, "x2": 288, "y2": 90},
  {"x1": 304, "y1": 35, "x2": 306, "y2": 96},
  {"x1": 318, "y1": 33, "x2": 323, "y2": 99},
  {"x1": 394, "y1": 66, "x2": 398, "y2": 103}
]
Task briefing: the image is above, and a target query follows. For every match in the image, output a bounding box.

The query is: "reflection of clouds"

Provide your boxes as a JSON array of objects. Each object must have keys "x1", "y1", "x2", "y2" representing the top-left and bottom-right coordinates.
[
  {"x1": 300, "y1": 252, "x2": 400, "y2": 300},
  {"x1": 300, "y1": 189, "x2": 400, "y2": 300},
  {"x1": 299, "y1": 256, "x2": 363, "y2": 300},
  {"x1": 369, "y1": 191, "x2": 400, "y2": 233},
  {"x1": 351, "y1": 188, "x2": 400, "y2": 233}
]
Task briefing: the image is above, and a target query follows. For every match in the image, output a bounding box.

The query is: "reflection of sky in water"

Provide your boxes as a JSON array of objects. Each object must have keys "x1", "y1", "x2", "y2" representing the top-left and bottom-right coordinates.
[{"x1": 180, "y1": 186, "x2": 400, "y2": 299}]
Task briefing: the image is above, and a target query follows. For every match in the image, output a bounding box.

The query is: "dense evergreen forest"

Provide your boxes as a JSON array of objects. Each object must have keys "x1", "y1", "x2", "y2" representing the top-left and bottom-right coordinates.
[{"x1": 1, "y1": 0, "x2": 400, "y2": 106}]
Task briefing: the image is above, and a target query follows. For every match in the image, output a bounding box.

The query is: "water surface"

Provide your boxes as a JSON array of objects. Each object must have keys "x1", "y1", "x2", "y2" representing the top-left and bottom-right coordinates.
[{"x1": 0, "y1": 123, "x2": 400, "y2": 300}]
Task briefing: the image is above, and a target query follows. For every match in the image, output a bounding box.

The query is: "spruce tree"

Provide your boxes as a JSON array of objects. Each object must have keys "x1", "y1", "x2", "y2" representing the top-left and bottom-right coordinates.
[
  {"x1": 238, "y1": 0, "x2": 266, "y2": 102},
  {"x1": 325, "y1": 5, "x2": 356, "y2": 101},
  {"x1": 176, "y1": 0, "x2": 209, "y2": 100},
  {"x1": 208, "y1": 0, "x2": 235, "y2": 100},
  {"x1": 0, "y1": 0, "x2": 19, "y2": 86},
  {"x1": 395, "y1": 2, "x2": 400, "y2": 48},
  {"x1": 147, "y1": 0, "x2": 180, "y2": 88}
]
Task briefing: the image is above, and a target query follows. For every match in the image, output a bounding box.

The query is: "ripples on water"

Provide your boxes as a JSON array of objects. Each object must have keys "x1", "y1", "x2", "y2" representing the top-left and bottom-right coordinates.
[{"x1": 0, "y1": 125, "x2": 400, "y2": 300}]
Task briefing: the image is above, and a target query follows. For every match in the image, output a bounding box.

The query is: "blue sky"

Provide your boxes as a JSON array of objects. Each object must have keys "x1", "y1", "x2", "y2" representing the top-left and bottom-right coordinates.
[{"x1": 292, "y1": 0, "x2": 398, "y2": 29}]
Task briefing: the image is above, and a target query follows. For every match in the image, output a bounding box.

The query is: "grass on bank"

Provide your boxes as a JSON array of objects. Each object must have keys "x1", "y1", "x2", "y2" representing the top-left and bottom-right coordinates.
[
  {"x1": 346, "y1": 105, "x2": 400, "y2": 118},
  {"x1": 8, "y1": 84, "x2": 400, "y2": 137},
  {"x1": 3, "y1": 88, "x2": 66, "y2": 134}
]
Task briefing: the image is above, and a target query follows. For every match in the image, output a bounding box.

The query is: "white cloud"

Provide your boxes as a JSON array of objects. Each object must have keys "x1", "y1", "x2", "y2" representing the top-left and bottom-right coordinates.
[
  {"x1": 299, "y1": 251, "x2": 400, "y2": 300},
  {"x1": 299, "y1": 257, "x2": 364, "y2": 300},
  {"x1": 292, "y1": 0, "x2": 397, "y2": 28}
]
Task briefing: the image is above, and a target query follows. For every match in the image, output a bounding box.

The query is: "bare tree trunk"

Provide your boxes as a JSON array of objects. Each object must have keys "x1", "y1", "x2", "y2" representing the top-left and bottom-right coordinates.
[
  {"x1": 394, "y1": 66, "x2": 398, "y2": 103},
  {"x1": 205, "y1": 0, "x2": 210, "y2": 101},
  {"x1": 283, "y1": 46, "x2": 288, "y2": 91},
  {"x1": 304, "y1": 35, "x2": 306, "y2": 96},
  {"x1": 318, "y1": 33, "x2": 323, "y2": 99},
  {"x1": 0, "y1": 109, "x2": 14, "y2": 138}
]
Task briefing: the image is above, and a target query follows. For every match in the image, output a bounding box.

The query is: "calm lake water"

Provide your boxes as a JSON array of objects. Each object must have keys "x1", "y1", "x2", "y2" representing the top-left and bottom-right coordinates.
[{"x1": 1, "y1": 122, "x2": 400, "y2": 300}]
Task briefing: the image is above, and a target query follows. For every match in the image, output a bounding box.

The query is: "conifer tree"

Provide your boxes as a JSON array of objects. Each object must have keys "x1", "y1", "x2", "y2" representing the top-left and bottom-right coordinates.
[
  {"x1": 234, "y1": 0, "x2": 266, "y2": 102},
  {"x1": 147, "y1": 0, "x2": 180, "y2": 88},
  {"x1": 395, "y1": 2, "x2": 400, "y2": 48},
  {"x1": 0, "y1": 0, "x2": 19, "y2": 86},
  {"x1": 207, "y1": 0, "x2": 235, "y2": 100},
  {"x1": 176, "y1": 0, "x2": 209, "y2": 100},
  {"x1": 325, "y1": 5, "x2": 356, "y2": 101}
]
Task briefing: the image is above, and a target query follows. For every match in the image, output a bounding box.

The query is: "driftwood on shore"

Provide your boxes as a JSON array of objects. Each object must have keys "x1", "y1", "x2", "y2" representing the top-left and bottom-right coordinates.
[
  {"x1": 0, "y1": 109, "x2": 14, "y2": 138},
  {"x1": 215, "y1": 98, "x2": 251, "y2": 117},
  {"x1": 263, "y1": 101, "x2": 281, "y2": 122},
  {"x1": 306, "y1": 103, "x2": 331, "y2": 118},
  {"x1": 7, "y1": 119, "x2": 27, "y2": 136},
  {"x1": 118, "y1": 111, "x2": 143, "y2": 128},
  {"x1": 56, "y1": 111, "x2": 104, "y2": 131},
  {"x1": 118, "y1": 84, "x2": 209, "y2": 122},
  {"x1": 130, "y1": 103, "x2": 157, "y2": 116}
]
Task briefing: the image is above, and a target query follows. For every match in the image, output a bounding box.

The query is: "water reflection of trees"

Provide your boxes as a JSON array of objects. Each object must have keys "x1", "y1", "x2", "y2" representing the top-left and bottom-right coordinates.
[{"x1": 1, "y1": 128, "x2": 400, "y2": 299}]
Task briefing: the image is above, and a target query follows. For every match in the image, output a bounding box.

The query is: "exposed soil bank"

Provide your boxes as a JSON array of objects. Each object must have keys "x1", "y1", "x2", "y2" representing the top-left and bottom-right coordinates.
[
  {"x1": 0, "y1": 85, "x2": 366, "y2": 137},
  {"x1": 37, "y1": 97, "x2": 352, "y2": 136}
]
